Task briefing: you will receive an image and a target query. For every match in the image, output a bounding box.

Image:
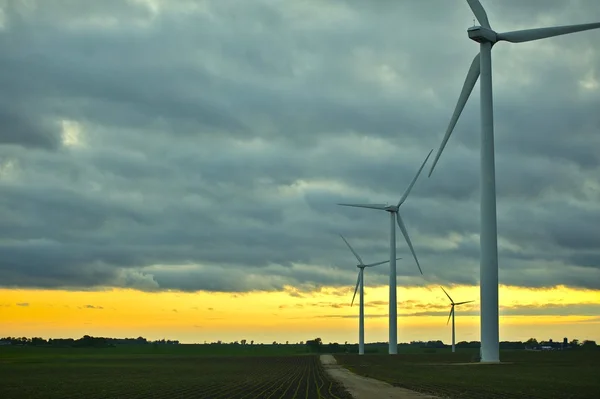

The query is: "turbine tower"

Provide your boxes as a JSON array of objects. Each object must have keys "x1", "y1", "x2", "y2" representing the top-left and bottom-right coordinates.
[
  {"x1": 428, "y1": 0, "x2": 600, "y2": 363},
  {"x1": 440, "y1": 286, "x2": 474, "y2": 353},
  {"x1": 340, "y1": 234, "x2": 400, "y2": 355},
  {"x1": 338, "y1": 149, "x2": 432, "y2": 354}
]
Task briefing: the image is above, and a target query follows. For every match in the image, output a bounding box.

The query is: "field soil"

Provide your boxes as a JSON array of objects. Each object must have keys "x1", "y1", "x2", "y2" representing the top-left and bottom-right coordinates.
[
  {"x1": 334, "y1": 350, "x2": 600, "y2": 399},
  {"x1": 321, "y1": 354, "x2": 438, "y2": 399},
  {"x1": 0, "y1": 349, "x2": 352, "y2": 399}
]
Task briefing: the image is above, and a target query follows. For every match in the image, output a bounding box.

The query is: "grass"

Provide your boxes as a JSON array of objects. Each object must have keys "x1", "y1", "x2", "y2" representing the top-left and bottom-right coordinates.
[
  {"x1": 335, "y1": 348, "x2": 600, "y2": 399},
  {"x1": 0, "y1": 346, "x2": 350, "y2": 399}
]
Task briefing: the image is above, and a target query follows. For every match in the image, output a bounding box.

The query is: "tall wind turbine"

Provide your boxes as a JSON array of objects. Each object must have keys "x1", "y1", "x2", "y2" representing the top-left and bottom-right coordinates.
[
  {"x1": 428, "y1": 0, "x2": 600, "y2": 363},
  {"x1": 338, "y1": 149, "x2": 432, "y2": 355},
  {"x1": 340, "y1": 234, "x2": 400, "y2": 356},
  {"x1": 440, "y1": 286, "x2": 474, "y2": 353}
]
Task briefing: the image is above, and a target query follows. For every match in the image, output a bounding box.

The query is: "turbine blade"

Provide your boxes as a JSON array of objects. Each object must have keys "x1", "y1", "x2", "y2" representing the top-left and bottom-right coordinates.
[
  {"x1": 398, "y1": 149, "x2": 433, "y2": 207},
  {"x1": 440, "y1": 286, "x2": 454, "y2": 304},
  {"x1": 351, "y1": 270, "x2": 361, "y2": 307},
  {"x1": 455, "y1": 300, "x2": 475, "y2": 305},
  {"x1": 338, "y1": 203, "x2": 387, "y2": 210},
  {"x1": 339, "y1": 234, "x2": 365, "y2": 266},
  {"x1": 396, "y1": 213, "x2": 423, "y2": 275},
  {"x1": 466, "y1": 0, "x2": 492, "y2": 30},
  {"x1": 365, "y1": 257, "x2": 402, "y2": 268},
  {"x1": 429, "y1": 53, "x2": 480, "y2": 177},
  {"x1": 446, "y1": 306, "x2": 454, "y2": 325},
  {"x1": 497, "y1": 22, "x2": 600, "y2": 43}
]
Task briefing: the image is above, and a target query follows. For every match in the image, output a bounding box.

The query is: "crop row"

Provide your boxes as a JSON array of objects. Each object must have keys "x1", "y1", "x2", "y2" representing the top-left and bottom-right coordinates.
[
  {"x1": 335, "y1": 352, "x2": 600, "y2": 399},
  {"x1": 0, "y1": 354, "x2": 351, "y2": 399}
]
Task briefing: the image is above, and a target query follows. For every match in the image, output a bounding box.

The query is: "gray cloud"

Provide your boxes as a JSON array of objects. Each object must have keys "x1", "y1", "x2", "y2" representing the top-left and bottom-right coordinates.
[
  {"x1": 407, "y1": 302, "x2": 600, "y2": 318},
  {"x1": 315, "y1": 303, "x2": 600, "y2": 318},
  {"x1": 1, "y1": 0, "x2": 600, "y2": 293},
  {"x1": 83, "y1": 304, "x2": 104, "y2": 310}
]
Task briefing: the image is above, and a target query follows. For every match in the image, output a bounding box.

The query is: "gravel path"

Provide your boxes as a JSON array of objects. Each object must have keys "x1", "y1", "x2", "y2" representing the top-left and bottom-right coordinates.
[{"x1": 320, "y1": 354, "x2": 439, "y2": 399}]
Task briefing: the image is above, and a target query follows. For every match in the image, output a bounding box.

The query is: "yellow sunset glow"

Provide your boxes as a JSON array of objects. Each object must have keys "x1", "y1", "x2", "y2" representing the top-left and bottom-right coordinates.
[{"x1": 1, "y1": 285, "x2": 599, "y2": 344}]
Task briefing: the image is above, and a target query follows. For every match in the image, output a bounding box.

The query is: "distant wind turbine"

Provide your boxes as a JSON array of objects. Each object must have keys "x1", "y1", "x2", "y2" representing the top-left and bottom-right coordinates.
[
  {"x1": 428, "y1": 0, "x2": 600, "y2": 363},
  {"x1": 440, "y1": 286, "x2": 474, "y2": 353},
  {"x1": 338, "y1": 149, "x2": 432, "y2": 355},
  {"x1": 340, "y1": 234, "x2": 400, "y2": 356}
]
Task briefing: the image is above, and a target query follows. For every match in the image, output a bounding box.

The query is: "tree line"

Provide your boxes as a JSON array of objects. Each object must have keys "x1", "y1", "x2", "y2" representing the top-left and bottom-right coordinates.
[
  {"x1": 0, "y1": 335, "x2": 179, "y2": 347},
  {"x1": 304, "y1": 337, "x2": 598, "y2": 353},
  {"x1": 1, "y1": 336, "x2": 596, "y2": 351}
]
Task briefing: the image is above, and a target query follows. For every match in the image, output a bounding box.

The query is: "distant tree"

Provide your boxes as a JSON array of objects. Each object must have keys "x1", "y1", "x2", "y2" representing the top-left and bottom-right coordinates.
[
  {"x1": 570, "y1": 339, "x2": 580, "y2": 347},
  {"x1": 31, "y1": 337, "x2": 47, "y2": 346},
  {"x1": 250, "y1": 340, "x2": 254, "y2": 345},
  {"x1": 500, "y1": 341, "x2": 525, "y2": 350},
  {"x1": 426, "y1": 340, "x2": 445, "y2": 348},
  {"x1": 329, "y1": 342, "x2": 341, "y2": 353},
  {"x1": 582, "y1": 340, "x2": 597, "y2": 349},
  {"x1": 241, "y1": 339, "x2": 247, "y2": 345},
  {"x1": 286, "y1": 341, "x2": 289, "y2": 345},
  {"x1": 456, "y1": 341, "x2": 480, "y2": 349},
  {"x1": 272, "y1": 341, "x2": 277, "y2": 345},
  {"x1": 305, "y1": 338, "x2": 323, "y2": 353},
  {"x1": 524, "y1": 338, "x2": 538, "y2": 348}
]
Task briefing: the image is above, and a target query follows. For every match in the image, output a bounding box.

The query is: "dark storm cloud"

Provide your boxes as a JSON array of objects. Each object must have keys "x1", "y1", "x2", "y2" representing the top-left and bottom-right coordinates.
[
  {"x1": 0, "y1": 108, "x2": 61, "y2": 149},
  {"x1": 0, "y1": 0, "x2": 600, "y2": 293}
]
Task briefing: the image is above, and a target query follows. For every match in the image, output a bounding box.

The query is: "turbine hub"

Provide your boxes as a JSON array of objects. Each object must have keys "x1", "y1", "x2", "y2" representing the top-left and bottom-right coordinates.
[
  {"x1": 384, "y1": 206, "x2": 397, "y2": 212},
  {"x1": 467, "y1": 26, "x2": 497, "y2": 43}
]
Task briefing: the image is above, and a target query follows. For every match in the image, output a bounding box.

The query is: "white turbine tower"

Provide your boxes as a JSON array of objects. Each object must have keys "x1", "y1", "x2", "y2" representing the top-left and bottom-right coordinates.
[
  {"x1": 428, "y1": 0, "x2": 600, "y2": 363},
  {"x1": 340, "y1": 235, "x2": 400, "y2": 356},
  {"x1": 338, "y1": 149, "x2": 432, "y2": 355},
  {"x1": 440, "y1": 286, "x2": 474, "y2": 353}
]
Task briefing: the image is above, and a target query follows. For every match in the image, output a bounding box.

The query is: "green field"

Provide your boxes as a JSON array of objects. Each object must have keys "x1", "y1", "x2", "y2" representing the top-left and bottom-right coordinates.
[
  {"x1": 335, "y1": 349, "x2": 600, "y2": 399},
  {"x1": 0, "y1": 346, "x2": 350, "y2": 399},
  {"x1": 0, "y1": 343, "x2": 311, "y2": 358},
  {"x1": 2, "y1": 345, "x2": 598, "y2": 398}
]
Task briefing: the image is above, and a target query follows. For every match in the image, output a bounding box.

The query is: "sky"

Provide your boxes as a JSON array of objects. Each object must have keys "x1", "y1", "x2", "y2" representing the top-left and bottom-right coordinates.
[{"x1": 1, "y1": 0, "x2": 600, "y2": 345}]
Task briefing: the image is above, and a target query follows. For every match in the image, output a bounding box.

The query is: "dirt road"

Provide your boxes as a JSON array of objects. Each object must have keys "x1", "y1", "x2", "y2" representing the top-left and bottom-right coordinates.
[{"x1": 320, "y1": 354, "x2": 439, "y2": 399}]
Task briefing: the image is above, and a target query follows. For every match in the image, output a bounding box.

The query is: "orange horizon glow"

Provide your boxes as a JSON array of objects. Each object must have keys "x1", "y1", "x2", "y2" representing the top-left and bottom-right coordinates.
[{"x1": 1, "y1": 285, "x2": 599, "y2": 345}]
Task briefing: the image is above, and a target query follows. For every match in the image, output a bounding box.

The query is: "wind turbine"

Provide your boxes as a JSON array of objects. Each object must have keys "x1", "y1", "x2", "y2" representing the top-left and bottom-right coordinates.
[
  {"x1": 338, "y1": 149, "x2": 432, "y2": 354},
  {"x1": 340, "y1": 234, "x2": 400, "y2": 356},
  {"x1": 440, "y1": 286, "x2": 474, "y2": 353},
  {"x1": 428, "y1": 0, "x2": 600, "y2": 363}
]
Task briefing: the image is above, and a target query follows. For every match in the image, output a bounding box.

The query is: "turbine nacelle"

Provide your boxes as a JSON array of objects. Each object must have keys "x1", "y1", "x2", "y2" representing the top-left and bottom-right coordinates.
[
  {"x1": 340, "y1": 235, "x2": 393, "y2": 307},
  {"x1": 467, "y1": 26, "x2": 497, "y2": 43},
  {"x1": 429, "y1": 1, "x2": 600, "y2": 178},
  {"x1": 441, "y1": 286, "x2": 475, "y2": 325},
  {"x1": 337, "y1": 149, "x2": 433, "y2": 277},
  {"x1": 428, "y1": 0, "x2": 600, "y2": 363},
  {"x1": 356, "y1": 257, "x2": 400, "y2": 269}
]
